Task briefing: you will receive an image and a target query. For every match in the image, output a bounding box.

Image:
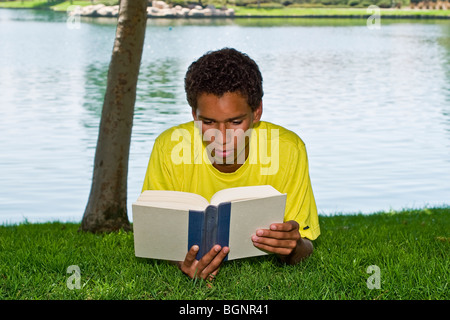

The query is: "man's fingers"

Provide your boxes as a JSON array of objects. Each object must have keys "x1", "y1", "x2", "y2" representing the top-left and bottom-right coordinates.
[
  {"x1": 180, "y1": 245, "x2": 230, "y2": 281},
  {"x1": 269, "y1": 220, "x2": 299, "y2": 232},
  {"x1": 252, "y1": 220, "x2": 301, "y2": 255},
  {"x1": 198, "y1": 246, "x2": 229, "y2": 279},
  {"x1": 196, "y1": 245, "x2": 220, "y2": 269},
  {"x1": 255, "y1": 229, "x2": 298, "y2": 240},
  {"x1": 255, "y1": 220, "x2": 300, "y2": 240},
  {"x1": 198, "y1": 245, "x2": 228, "y2": 269},
  {"x1": 252, "y1": 235, "x2": 298, "y2": 250},
  {"x1": 252, "y1": 242, "x2": 293, "y2": 256},
  {"x1": 183, "y1": 245, "x2": 199, "y2": 268}
]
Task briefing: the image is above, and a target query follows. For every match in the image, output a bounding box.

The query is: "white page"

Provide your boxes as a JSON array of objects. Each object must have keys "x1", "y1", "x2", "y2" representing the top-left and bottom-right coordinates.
[
  {"x1": 132, "y1": 204, "x2": 189, "y2": 261},
  {"x1": 210, "y1": 185, "x2": 281, "y2": 206},
  {"x1": 136, "y1": 190, "x2": 209, "y2": 211},
  {"x1": 226, "y1": 194, "x2": 286, "y2": 260}
]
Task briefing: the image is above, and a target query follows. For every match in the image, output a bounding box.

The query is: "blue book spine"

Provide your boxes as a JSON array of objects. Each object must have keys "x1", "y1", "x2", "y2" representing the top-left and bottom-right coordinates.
[
  {"x1": 188, "y1": 210, "x2": 204, "y2": 260},
  {"x1": 217, "y1": 202, "x2": 231, "y2": 261},
  {"x1": 188, "y1": 202, "x2": 231, "y2": 261}
]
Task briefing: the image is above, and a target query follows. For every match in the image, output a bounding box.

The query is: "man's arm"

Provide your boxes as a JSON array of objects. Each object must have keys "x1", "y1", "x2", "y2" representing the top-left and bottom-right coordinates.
[{"x1": 251, "y1": 220, "x2": 313, "y2": 265}]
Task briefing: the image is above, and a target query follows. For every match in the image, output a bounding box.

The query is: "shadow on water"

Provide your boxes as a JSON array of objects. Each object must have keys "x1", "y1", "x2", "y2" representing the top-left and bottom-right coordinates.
[
  {"x1": 81, "y1": 57, "x2": 189, "y2": 141},
  {"x1": 82, "y1": 63, "x2": 108, "y2": 121},
  {"x1": 0, "y1": 8, "x2": 67, "y2": 22},
  {"x1": 81, "y1": 59, "x2": 185, "y2": 115}
]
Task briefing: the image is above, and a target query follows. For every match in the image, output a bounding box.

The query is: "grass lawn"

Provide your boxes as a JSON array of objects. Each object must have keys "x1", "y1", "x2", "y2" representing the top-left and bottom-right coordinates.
[
  {"x1": 232, "y1": 7, "x2": 450, "y2": 18},
  {"x1": 0, "y1": 207, "x2": 448, "y2": 300},
  {"x1": 0, "y1": 1, "x2": 93, "y2": 10}
]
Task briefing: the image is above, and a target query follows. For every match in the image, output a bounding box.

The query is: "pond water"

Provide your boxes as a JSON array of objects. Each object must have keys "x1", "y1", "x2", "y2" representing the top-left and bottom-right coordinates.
[{"x1": 1, "y1": 8, "x2": 449, "y2": 224}]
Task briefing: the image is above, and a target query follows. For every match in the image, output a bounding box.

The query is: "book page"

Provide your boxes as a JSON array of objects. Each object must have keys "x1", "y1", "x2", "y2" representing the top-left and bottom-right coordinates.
[
  {"x1": 132, "y1": 204, "x2": 189, "y2": 261},
  {"x1": 210, "y1": 185, "x2": 282, "y2": 206},
  {"x1": 227, "y1": 194, "x2": 286, "y2": 260},
  {"x1": 136, "y1": 190, "x2": 209, "y2": 211}
]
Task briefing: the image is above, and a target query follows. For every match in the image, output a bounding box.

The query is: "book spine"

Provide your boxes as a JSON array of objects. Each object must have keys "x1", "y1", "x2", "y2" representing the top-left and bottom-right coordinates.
[
  {"x1": 217, "y1": 202, "x2": 231, "y2": 261},
  {"x1": 202, "y1": 205, "x2": 218, "y2": 259},
  {"x1": 188, "y1": 210, "x2": 204, "y2": 260},
  {"x1": 188, "y1": 202, "x2": 231, "y2": 261}
]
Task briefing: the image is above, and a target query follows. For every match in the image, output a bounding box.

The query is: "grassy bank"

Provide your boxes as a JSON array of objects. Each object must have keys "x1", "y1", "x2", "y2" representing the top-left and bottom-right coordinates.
[
  {"x1": 1, "y1": 1, "x2": 449, "y2": 18},
  {"x1": 0, "y1": 207, "x2": 448, "y2": 300},
  {"x1": 0, "y1": 1, "x2": 110, "y2": 11},
  {"x1": 232, "y1": 7, "x2": 450, "y2": 18}
]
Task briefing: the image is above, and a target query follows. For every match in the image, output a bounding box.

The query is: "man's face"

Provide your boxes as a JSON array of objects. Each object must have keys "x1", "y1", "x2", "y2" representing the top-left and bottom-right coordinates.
[{"x1": 192, "y1": 92, "x2": 262, "y2": 172}]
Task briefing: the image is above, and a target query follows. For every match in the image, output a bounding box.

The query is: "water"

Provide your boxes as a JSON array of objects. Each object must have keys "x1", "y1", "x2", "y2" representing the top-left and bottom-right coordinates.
[{"x1": 1, "y1": 9, "x2": 449, "y2": 224}]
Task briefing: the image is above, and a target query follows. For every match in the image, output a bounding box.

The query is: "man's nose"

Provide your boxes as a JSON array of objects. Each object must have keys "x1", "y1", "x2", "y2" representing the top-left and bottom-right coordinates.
[{"x1": 214, "y1": 123, "x2": 231, "y2": 145}]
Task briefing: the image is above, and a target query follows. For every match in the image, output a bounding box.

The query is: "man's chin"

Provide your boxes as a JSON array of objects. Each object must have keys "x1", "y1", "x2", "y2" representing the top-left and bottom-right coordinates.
[
  {"x1": 212, "y1": 155, "x2": 236, "y2": 165},
  {"x1": 207, "y1": 143, "x2": 248, "y2": 165}
]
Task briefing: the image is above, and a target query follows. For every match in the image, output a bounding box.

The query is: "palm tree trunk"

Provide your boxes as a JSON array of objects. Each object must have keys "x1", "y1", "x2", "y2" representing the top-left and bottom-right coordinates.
[{"x1": 80, "y1": 0, "x2": 148, "y2": 233}]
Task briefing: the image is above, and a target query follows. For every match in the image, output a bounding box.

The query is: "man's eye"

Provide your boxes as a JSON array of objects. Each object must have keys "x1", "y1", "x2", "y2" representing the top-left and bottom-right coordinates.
[
  {"x1": 202, "y1": 120, "x2": 213, "y2": 125},
  {"x1": 231, "y1": 120, "x2": 243, "y2": 125}
]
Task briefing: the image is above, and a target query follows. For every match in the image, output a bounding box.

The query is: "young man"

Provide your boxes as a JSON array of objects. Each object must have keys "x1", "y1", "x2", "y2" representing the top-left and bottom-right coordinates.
[{"x1": 142, "y1": 48, "x2": 319, "y2": 281}]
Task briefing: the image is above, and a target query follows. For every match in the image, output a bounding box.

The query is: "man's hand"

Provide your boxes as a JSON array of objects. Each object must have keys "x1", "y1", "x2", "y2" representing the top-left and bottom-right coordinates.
[
  {"x1": 251, "y1": 220, "x2": 313, "y2": 265},
  {"x1": 177, "y1": 245, "x2": 229, "y2": 281}
]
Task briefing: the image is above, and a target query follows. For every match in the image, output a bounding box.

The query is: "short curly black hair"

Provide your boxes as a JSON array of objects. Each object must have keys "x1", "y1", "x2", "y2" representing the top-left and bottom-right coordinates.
[{"x1": 184, "y1": 48, "x2": 263, "y2": 111}]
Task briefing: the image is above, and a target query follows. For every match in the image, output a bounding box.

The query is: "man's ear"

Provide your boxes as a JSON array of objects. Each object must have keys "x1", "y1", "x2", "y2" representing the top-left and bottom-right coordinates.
[
  {"x1": 252, "y1": 101, "x2": 263, "y2": 123},
  {"x1": 191, "y1": 108, "x2": 198, "y2": 121}
]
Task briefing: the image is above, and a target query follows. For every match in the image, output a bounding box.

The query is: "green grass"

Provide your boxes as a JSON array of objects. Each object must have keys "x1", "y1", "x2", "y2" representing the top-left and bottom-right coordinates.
[
  {"x1": 232, "y1": 7, "x2": 450, "y2": 17},
  {"x1": 0, "y1": 1, "x2": 109, "y2": 10},
  {"x1": 51, "y1": 1, "x2": 98, "y2": 11},
  {"x1": 0, "y1": 0, "x2": 49, "y2": 9},
  {"x1": 0, "y1": 207, "x2": 448, "y2": 300}
]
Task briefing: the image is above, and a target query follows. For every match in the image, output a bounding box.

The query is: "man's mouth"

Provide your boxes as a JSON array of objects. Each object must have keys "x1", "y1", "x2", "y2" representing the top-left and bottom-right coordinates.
[{"x1": 214, "y1": 148, "x2": 233, "y2": 158}]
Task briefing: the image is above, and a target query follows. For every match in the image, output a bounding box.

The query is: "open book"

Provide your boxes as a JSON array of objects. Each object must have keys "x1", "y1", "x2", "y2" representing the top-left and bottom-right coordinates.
[{"x1": 132, "y1": 185, "x2": 286, "y2": 261}]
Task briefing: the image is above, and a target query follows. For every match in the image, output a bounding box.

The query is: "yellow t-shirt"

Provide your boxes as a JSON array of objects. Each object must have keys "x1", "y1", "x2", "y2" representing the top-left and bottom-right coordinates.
[{"x1": 142, "y1": 121, "x2": 320, "y2": 240}]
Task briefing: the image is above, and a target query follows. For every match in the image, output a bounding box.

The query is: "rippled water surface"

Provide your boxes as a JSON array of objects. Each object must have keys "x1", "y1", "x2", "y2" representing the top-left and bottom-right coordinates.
[{"x1": 1, "y1": 9, "x2": 449, "y2": 224}]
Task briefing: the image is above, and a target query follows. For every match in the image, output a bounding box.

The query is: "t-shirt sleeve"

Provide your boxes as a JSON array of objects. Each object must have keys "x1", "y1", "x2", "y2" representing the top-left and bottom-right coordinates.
[
  {"x1": 141, "y1": 137, "x2": 175, "y2": 192},
  {"x1": 282, "y1": 141, "x2": 320, "y2": 240}
]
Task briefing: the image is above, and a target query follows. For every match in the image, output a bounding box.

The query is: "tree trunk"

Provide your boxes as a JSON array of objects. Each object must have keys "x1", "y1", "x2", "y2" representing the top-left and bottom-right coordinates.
[{"x1": 80, "y1": 0, "x2": 148, "y2": 233}]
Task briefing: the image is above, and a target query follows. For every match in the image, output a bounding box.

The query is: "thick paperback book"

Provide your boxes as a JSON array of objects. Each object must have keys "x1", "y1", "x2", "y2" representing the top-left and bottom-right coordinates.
[{"x1": 132, "y1": 185, "x2": 286, "y2": 261}]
